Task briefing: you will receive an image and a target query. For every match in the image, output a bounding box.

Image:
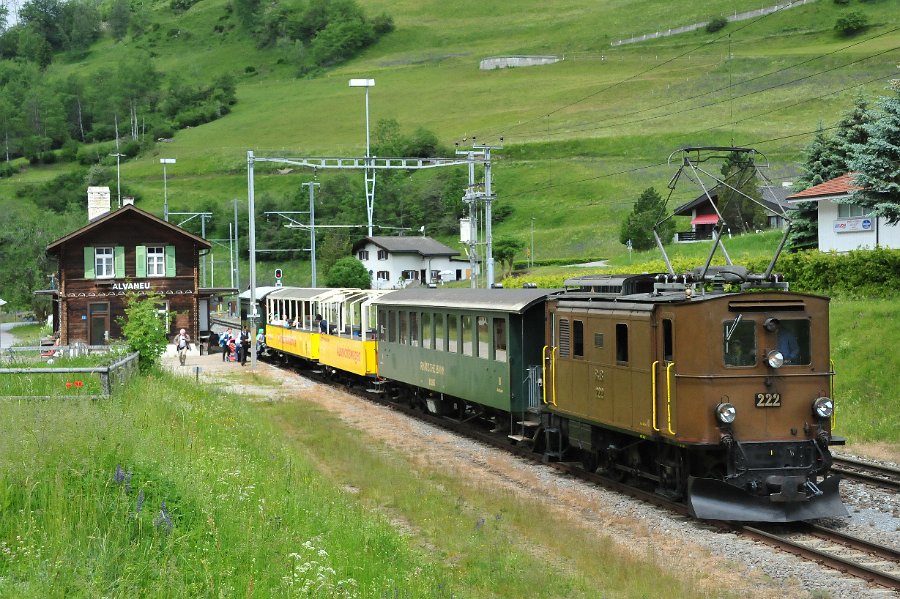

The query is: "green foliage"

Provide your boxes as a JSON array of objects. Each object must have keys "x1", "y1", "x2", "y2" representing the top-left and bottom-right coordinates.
[
  {"x1": 705, "y1": 17, "x2": 727, "y2": 33},
  {"x1": 718, "y1": 151, "x2": 767, "y2": 233},
  {"x1": 619, "y1": 187, "x2": 673, "y2": 251},
  {"x1": 107, "y1": 0, "x2": 131, "y2": 41},
  {"x1": 834, "y1": 11, "x2": 868, "y2": 35},
  {"x1": 775, "y1": 247, "x2": 900, "y2": 297},
  {"x1": 494, "y1": 236, "x2": 525, "y2": 276},
  {"x1": 117, "y1": 292, "x2": 171, "y2": 372},
  {"x1": 848, "y1": 87, "x2": 900, "y2": 224},
  {"x1": 0, "y1": 206, "x2": 66, "y2": 315},
  {"x1": 324, "y1": 256, "x2": 371, "y2": 288}
]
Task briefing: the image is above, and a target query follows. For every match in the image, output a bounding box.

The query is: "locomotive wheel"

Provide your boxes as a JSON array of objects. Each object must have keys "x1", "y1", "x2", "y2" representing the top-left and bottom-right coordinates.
[
  {"x1": 582, "y1": 450, "x2": 600, "y2": 473},
  {"x1": 598, "y1": 446, "x2": 625, "y2": 481}
]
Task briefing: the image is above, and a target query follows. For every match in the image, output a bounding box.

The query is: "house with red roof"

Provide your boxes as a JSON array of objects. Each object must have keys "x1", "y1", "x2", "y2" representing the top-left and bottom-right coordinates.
[{"x1": 786, "y1": 174, "x2": 899, "y2": 252}]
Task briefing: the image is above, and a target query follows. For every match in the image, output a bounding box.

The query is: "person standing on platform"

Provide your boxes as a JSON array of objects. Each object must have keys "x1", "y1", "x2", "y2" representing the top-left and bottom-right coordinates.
[
  {"x1": 239, "y1": 326, "x2": 251, "y2": 366},
  {"x1": 173, "y1": 328, "x2": 191, "y2": 366}
]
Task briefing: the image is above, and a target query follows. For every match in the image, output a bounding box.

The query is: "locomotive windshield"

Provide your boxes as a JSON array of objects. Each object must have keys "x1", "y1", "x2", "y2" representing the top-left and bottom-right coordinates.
[
  {"x1": 776, "y1": 319, "x2": 811, "y2": 365},
  {"x1": 724, "y1": 318, "x2": 756, "y2": 366}
]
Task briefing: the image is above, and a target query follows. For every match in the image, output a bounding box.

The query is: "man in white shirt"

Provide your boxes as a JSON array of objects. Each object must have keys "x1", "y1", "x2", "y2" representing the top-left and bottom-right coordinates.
[{"x1": 173, "y1": 328, "x2": 192, "y2": 366}]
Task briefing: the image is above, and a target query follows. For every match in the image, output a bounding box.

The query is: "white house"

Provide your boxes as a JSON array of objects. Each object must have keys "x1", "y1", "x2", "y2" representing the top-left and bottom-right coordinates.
[
  {"x1": 352, "y1": 236, "x2": 468, "y2": 289},
  {"x1": 786, "y1": 173, "x2": 900, "y2": 252}
]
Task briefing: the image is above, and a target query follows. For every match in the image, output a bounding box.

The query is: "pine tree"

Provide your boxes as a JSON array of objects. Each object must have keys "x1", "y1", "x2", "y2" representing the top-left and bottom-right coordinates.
[
  {"x1": 618, "y1": 187, "x2": 674, "y2": 251},
  {"x1": 847, "y1": 84, "x2": 900, "y2": 225},
  {"x1": 788, "y1": 126, "x2": 842, "y2": 251},
  {"x1": 718, "y1": 151, "x2": 766, "y2": 234}
]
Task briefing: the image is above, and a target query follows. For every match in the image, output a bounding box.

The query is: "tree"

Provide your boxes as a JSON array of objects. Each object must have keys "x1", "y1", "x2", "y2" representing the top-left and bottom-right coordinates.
[
  {"x1": 107, "y1": 0, "x2": 130, "y2": 42},
  {"x1": 848, "y1": 85, "x2": 900, "y2": 224},
  {"x1": 325, "y1": 256, "x2": 371, "y2": 288},
  {"x1": 618, "y1": 187, "x2": 674, "y2": 251},
  {"x1": 835, "y1": 11, "x2": 867, "y2": 36},
  {"x1": 493, "y1": 237, "x2": 524, "y2": 276},
  {"x1": 717, "y1": 151, "x2": 766, "y2": 234},
  {"x1": 118, "y1": 292, "x2": 171, "y2": 372}
]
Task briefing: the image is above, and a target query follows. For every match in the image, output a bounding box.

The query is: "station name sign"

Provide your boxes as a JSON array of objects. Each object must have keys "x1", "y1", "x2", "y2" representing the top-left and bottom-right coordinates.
[{"x1": 111, "y1": 281, "x2": 153, "y2": 290}]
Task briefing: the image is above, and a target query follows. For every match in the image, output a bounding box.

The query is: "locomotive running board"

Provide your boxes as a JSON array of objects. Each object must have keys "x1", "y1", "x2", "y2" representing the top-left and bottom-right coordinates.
[{"x1": 687, "y1": 475, "x2": 848, "y2": 522}]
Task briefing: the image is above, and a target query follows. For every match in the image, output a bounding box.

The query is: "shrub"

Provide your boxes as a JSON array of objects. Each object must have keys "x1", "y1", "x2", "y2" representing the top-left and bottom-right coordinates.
[
  {"x1": 834, "y1": 11, "x2": 868, "y2": 35},
  {"x1": 118, "y1": 292, "x2": 171, "y2": 372},
  {"x1": 706, "y1": 17, "x2": 728, "y2": 33},
  {"x1": 833, "y1": 0, "x2": 850, "y2": 4}
]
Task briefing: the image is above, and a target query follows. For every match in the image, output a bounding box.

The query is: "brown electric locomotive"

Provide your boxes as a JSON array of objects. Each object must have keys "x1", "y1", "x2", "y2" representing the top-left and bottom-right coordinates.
[{"x1": 540, "y1": 268, "x2": 846, "y2": 521}]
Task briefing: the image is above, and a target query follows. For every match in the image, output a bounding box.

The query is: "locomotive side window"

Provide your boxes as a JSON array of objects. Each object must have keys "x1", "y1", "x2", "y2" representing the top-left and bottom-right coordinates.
[
  {"x1": 777, "y1": 319, "x2": 810, "y2": 365},
  {"x1": 422, "y1": 312, "x2": 432, "y2": 349},
  {"x1": 461, "y1": 315, "x2": 474, "y2": 356},
  {"x1": 399, "y1": 311, "x2": 408, "y2": 345},
  {"x1": 448, "y1": 314, "x2": 459, "y2": 353},
  {"x1": 434, "y1": 313, "x2": 445, "y2": 351},
  {"x1": 477, "y1": 316, "x2": 489, "y2": 359},
  {"x1": 410, "y1": 312, "x2": 419, "y2": 347},
  {"x1": 573, "y1": 320, "x2": 584, "y2": 358},
  {"x1": 494, "y1": 318, "x2": 507, "y2": 363},
  {"x1": 724, "y1": 318, "x2": 756, "y2": 367},
  {"x1": 663, "y1": 319, "x2": 674, "y2": 363},
  {"x1": 615, "y1": 323, "x2": 628, "y2": 363}
]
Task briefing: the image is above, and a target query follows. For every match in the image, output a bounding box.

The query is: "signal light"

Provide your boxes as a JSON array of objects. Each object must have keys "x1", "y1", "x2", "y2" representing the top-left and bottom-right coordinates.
[{"x1": 275, "y1": 268, "x2": 282, "y2": 279}]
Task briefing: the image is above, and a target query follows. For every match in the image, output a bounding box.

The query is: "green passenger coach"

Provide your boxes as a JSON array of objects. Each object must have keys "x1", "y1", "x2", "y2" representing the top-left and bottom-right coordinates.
[{"x1": 372, "y1": 289, "x2": 554, "y2": 420}]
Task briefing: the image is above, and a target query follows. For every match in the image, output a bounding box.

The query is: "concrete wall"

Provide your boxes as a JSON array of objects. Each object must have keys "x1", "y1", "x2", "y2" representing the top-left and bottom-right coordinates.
[{"x1": 480, "y1": 56, "x2": 561, "y2": 70}]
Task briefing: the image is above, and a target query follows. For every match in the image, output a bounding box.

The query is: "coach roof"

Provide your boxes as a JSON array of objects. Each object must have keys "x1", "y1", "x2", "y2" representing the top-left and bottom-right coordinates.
[{"x1": 372, "y1": 288, "x2": 559, "y2": 314}]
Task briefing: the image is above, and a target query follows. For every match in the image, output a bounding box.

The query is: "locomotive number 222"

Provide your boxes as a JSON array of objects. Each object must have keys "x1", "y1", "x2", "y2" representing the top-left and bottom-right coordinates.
[{"x1": 755, "y1": 393, "x2": 782, "y2": 407}]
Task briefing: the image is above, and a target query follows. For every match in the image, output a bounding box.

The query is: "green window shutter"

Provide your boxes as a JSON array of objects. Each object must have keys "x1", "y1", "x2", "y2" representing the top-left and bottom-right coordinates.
[
  {"x1": 165, "y1": 245, "x2": 176, "y2": 277},
  {"x1": 135, "y1": 245, "x2": 147, "y2": 278},
  {"x1": 114, "y1": 246, "x2": 125, "y2": 278},
  {"x1": 84, "y1": 247, "x2": 95, "y2": 279}
]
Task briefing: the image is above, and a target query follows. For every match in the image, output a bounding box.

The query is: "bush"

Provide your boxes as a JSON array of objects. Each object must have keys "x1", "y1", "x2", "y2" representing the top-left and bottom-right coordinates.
[
  {"x1": 118, "y1": 292, "x2": 171, "y2": 372},
  {"x1": 706, "y1": 17, "x2": 728, "y2": 33},
  {"x1": 834, "y1": 11, "x2": 868, "y2": 35},
  {"x1": 833, "y1": 0, "x2": 849, "y2": 4}
]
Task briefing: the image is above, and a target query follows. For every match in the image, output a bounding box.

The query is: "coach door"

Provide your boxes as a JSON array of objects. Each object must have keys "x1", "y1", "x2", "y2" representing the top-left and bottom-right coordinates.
[{"x1": 652, "y1": 313, "x2": 675, "y2": 436}]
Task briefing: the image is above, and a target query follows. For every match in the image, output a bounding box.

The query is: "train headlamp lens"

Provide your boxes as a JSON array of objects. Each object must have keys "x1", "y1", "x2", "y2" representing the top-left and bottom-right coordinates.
[
  {"x1": 767, "y1": 350, "x2": 785, "y2": 369},
  {"x1": 813, "y1": 397, "x2": 834, "y2": 419},
  {"x1": 715, "y1": 403, "x2": 737, "y2": 424}
]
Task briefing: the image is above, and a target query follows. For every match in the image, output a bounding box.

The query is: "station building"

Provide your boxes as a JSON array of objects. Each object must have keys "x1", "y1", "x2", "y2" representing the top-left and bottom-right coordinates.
[{"x1": 45, "y1": 199, "x2": 216, "y2": 345}]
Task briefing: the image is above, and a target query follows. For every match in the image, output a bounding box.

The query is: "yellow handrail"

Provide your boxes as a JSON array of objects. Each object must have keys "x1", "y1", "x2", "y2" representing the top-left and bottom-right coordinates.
[
  {"x1": 541, "y1": 345, "x2": 549, "y2": 405},
  {"x1": 830, "y1": 358, "x2": 837, "y2": 430},
  {"x1": 551, "y1": 347, "x2": 558, "y2": 406},
  {"x1": 666, "y1": 362, "x2": 676, "y2": 435},
  {"x1": 651, "y1": 360, "x2": 660, "y2": 432}
]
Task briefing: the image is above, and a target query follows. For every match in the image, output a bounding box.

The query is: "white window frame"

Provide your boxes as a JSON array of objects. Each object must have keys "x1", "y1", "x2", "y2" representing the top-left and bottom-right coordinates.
[
  {"x1": 376, "y1": 271, "x2": 390, "y2": 280},
  {"x1": 147, "y1": 246, "x2": 166, "y2": 277},
  {"x1": 95, "y1": 247, "x2": 114, "y2": 278}
]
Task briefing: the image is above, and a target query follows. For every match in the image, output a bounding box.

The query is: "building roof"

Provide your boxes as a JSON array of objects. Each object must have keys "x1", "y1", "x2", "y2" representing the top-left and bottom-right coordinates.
[
  {"x1": 673, "y1": 184, "x2": 794, "y2": 216},
  {"x1": 786, "y1": 173, "x2": 862, "y2": 202},
  {"x1": 351, "y1": 236, "x2": 459, "y2": 257},
  {"x1": 371, "y1": 287, "x2": 559, "y2": 314},
  {"x1": 46, "y1": 204, "x2": 211, "y2": 252}
]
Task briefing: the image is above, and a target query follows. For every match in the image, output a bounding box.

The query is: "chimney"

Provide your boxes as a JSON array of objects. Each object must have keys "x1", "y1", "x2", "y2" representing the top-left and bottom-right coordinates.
[
  {"x1": 123, "y1": 197, "x2": 135, "y2": 206},
  {"x1": 87, "y1": 187, "x2": 111, "y2": 221}
]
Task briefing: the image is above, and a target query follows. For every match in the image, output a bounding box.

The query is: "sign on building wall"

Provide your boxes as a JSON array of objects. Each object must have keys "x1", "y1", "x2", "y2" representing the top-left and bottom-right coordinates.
[
  {"x1": 833, "y1": 218, "x2": 873, "y2": 233},
  {"x1": 87, "y1": 187, "x2": 111, "y2": 220}
]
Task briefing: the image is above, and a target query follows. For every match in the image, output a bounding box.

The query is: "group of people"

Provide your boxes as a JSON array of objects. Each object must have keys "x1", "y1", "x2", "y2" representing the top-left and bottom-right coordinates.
[{"x1": 219, "y1": 327, "x2": 252, "y2": 365}]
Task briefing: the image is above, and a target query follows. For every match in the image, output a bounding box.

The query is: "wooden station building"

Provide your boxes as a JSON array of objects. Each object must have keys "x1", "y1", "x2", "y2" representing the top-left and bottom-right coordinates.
[{"x1": 45, "y1": 204, "x2": 215, "y2": 345}]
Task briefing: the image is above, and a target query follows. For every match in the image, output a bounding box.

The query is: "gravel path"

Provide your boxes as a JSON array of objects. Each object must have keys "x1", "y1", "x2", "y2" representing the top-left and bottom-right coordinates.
[{"x1": 166, "y1": 350, "x2": 900, "y2": 598}]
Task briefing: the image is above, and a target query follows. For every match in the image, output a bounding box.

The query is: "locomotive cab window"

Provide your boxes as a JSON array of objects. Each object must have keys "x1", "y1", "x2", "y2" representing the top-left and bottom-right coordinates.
[
  {"x1": 663, "y1": 318, "x2": 673, "y2": 363},
  {"x1": 776, "y1": 319, "x2": 811, "y2": 365},
  {"x1": 573, "y1": 320, "x2": 584, "y2": 358},
  {"x1": 615, "y1": 323, "x2": 628, "y2": 364},
  {"x1": 724, "y1": 318, "x2": 756, "y2": 367}
]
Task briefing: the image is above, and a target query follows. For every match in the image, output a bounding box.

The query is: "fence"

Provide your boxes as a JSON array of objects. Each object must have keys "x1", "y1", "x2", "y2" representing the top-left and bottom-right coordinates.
[{"x1": 0, "y1": 349, "x2": 140, "y2": 399}]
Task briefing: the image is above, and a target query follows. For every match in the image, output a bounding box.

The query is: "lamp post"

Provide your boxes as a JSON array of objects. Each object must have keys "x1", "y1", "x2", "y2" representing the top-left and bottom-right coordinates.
[
  {"x1": 110, "y1": 152, "x2": 124, "y2": 208},
  {"x1": 348, "y1": 78, "x2": 375, "y2": 236},
  {"x1": 530, "y1": 217, "x2": 535, "y2": 268},
  {"x1": 160, "y1": 158, "x2": 176, "y2": 221}
]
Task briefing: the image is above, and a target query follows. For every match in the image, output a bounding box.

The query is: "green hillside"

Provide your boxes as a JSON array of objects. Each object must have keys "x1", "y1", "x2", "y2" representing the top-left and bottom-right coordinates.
[{"x1": 1, "y1": 0, "x2": 898, "y2": 291}]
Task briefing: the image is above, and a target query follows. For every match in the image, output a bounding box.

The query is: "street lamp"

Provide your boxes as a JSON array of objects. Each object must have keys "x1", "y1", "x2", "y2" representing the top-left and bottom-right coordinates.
[
  {"x1": 110, "y1": 152, "x2": 124, "y2": 208},
  {"x1": 160, "y1": 158, "x2": 176, "y2": 221},
  {"x1": 348, "y1": 78, "x2": 375, "y2": 236}
]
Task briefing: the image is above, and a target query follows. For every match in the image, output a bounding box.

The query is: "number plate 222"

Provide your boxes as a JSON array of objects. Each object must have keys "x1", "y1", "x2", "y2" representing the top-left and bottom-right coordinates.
[{"x1": 755, "y1": 393, "x2": 781, "y2": 407}]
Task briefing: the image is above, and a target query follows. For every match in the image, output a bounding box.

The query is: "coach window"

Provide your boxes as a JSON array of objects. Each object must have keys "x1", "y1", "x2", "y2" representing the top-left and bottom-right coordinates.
[
  {"x1": 388, "y1": 310, "x2": 397, "y2": 343},
  {"x1": 573, "y1": 320, "x2": 584, "y2": 358},
  {"x1": 477, "y1": 315, "x2": 489, "y2": 359},
  {"x1": 434, "y1": 313, "x2": 445, "y2": 351},
  {"x1": 447, "y1": 314, "x2": 458, "y2": 353},
  {"x1": 461, "y1": 315, "x2": 473, "y2": 356},
  {"x1": 422, "y1": 312, "x2": 432, "y2": 349},
  {"x1": 399, "y1": 311, "x2": 408, "y2": 345},
  {"x1": 663, "y1": 319, "x2": 674, "y2": 363},
  {"x1": 615, "y1": 323, "x2": 628, "y2": 364},
  {"x1": 410, "y1": 312, "x2": 419, "y2": 347},
  {"x1": 493, "y1": 318, "x2": 507, "y2": 363},
  {"x1": 724, "y1": 318, "x2": 755, "y2": 367}
]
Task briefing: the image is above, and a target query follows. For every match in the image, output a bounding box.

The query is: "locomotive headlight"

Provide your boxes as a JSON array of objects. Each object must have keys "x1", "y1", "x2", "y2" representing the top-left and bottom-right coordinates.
[
  {"x1": 766, "y1": 350, "x2": 785, "y2": 369},
  {"x1": 813, "y1": 397, "x2": 834, "y2": 419},
  {"x1": 715, "y1": 402, "x2": 737, "y2": 424}
]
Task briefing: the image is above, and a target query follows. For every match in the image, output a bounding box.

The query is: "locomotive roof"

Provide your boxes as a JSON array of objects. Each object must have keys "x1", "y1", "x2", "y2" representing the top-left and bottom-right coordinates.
[{"x1": 372, "y1": 287, "x2": 560, "y2": 314}]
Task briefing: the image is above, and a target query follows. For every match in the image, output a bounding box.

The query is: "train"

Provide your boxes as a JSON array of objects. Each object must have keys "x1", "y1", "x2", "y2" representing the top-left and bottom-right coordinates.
[{"x1": 244, "y1": 266, "x2": 847, "y2": 523}]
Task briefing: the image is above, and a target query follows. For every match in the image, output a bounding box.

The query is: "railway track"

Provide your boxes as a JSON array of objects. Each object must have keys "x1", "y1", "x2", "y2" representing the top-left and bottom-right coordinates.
[
  {"x1": 832, "y1": 455, "x2": 900, "y2": 492},
  {"x1": 736, "y1": 523, "x2": 900, "y2": 591},
  {"x1": 270, "y1": 358, "x2": 899, "y2": 591}
]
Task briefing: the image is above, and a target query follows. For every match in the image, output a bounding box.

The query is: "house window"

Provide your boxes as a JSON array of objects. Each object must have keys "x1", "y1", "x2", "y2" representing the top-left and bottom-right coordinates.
[
  {"x1": 401, "y1": 270, "x2": 417, "y2": 281},
  {"x1": 837, "y1": 203, "x2": 871, "y2": 218},
  {"x1": 377, "y1": 249, "x2": 388, "y2": 260},
  {"x1": 376, "y1": 271, "x2": 390, "y2": 281},
  {"x1": 147, "y1": 246, "x2": 165, "y2": 276},
  {"x1": 95, "y1": 247, "x2": 114, "y2": 278},
  {"x1": 357, "y1": 250, "x2": 369, "y2": 260}
]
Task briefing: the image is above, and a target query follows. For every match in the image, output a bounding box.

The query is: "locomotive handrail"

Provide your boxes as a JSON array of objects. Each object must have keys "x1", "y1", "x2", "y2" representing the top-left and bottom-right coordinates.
[
  {"x1": 830, "y1": 359, "x2": 837, "y2": 430},
  {"x1": 651, "y1": 360, "x2": 660, "y2": 432},
  {"x1": 542, "y1": 345, "x2": 549, "y2": 405},
  {"x1": 666, "y1": 362, "x2": 676, "y2": 435}
]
